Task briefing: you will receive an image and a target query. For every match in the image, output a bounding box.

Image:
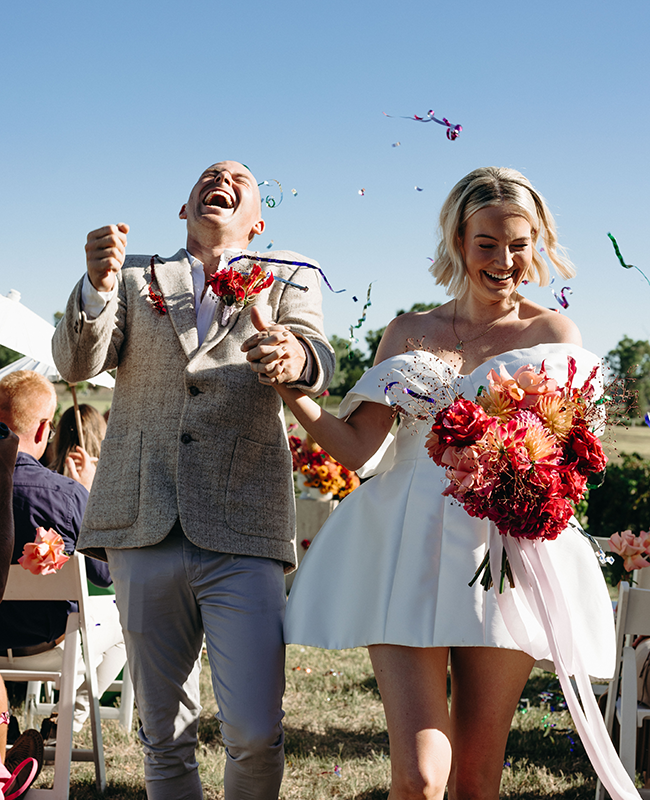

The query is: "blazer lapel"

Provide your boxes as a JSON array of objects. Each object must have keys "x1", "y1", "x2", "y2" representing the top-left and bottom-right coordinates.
[
  {"x1": 193, "y1": 298, "x2": 243, "y2": 360},
  {"x1": 152, "y1": 250, "x2": 200, "y2": 360}
]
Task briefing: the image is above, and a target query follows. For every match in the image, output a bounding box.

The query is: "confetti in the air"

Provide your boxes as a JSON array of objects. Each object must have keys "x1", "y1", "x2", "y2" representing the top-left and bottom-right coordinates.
[
  {"x1": 258, "y1": 179, "x2": 283, "y2": 208},
  {"x1": 608, "y1": 232, "x2": 650, "y2": 288},
  {"x1": 383, "y1": 109, "x2": 462, "y2": 141},
  {"x1": 549, "y1": 278, "x2": 572, "y2": 309},
  {"x1": 348, "y1": 282, "x2": 374, "y2": 353}
]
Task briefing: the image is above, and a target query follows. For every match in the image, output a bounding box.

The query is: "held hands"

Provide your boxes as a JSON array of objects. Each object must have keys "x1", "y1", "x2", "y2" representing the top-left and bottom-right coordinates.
[
  {"x1": 85, "y1": 223, "x2": 130, "y2": 292},
  {"x1": 66, "y1": 446, "x2": 98, "y2": 492},
  {"x1": 242, "y1": 306, "x2": 307, "y2": 385}
]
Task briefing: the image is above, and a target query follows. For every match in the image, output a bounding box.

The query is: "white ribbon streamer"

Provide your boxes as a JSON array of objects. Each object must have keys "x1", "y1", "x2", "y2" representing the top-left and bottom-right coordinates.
[{"x1": 488, "y1": 524, "x2": 640, "y2": 800}]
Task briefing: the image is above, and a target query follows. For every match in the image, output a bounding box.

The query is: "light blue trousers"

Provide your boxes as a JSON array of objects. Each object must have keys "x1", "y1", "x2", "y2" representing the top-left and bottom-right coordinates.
[{"x1": 107, "y1": 526, "x2": 286, "y2": 800}]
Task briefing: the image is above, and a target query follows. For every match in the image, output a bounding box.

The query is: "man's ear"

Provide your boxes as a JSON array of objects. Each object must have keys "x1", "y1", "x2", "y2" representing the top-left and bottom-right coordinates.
[
  {"x1": 248, "y1": 218, "x2": 265, "y2": 241},
  {"x1": 179, "y1": 204, "x2": 187, "y2": 220},
  {"x1": 34, "y1": 420, "x2": 48, "y2": 446}
]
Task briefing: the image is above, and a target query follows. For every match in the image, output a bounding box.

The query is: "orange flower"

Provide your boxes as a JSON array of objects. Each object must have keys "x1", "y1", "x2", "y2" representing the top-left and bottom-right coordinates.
[
  {"x1": 534, "y1": 395, "x2": 574, "y2": 441},
  {"x1": 18, "y1": 527, "x2": 70, "y2": 575}
]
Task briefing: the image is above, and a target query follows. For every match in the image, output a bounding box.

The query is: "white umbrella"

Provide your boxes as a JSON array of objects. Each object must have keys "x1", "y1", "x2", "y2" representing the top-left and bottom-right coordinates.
[{"x1": 0, "y1": 291, "x2": 115, "y2": 447}]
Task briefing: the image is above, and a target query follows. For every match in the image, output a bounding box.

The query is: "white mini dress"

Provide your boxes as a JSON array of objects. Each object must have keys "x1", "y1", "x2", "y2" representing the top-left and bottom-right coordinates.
[{"x1": 285, "y1": 344, "x2": 615, "y2": 682}]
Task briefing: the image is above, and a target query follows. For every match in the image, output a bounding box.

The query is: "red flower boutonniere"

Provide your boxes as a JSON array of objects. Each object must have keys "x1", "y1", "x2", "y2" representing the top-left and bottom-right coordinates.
[
  {"x1": 148, "y1": 256, "x2": 167, "y2": 315},
  {"x1": 205, "y1": 262, "x2": 274, "y2": 325}
]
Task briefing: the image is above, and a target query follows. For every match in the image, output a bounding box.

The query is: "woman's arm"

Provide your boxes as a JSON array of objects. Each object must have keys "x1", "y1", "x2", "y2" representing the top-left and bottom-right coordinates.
[
  {"x1": 276, "y1": 384, "x2": 395, "y2": 471},
  {"x1": 275, "y1": 313, "x2": 415, "y2": 470}
]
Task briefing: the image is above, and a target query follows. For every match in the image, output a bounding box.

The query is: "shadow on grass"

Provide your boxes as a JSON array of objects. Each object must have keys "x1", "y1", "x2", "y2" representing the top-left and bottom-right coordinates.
[
  {"x1": 350, "y1": 789, "x2": 389, "y2": 800},
  {"x1": 285, "y1": 725, "x2": 390, "y2": 759}
]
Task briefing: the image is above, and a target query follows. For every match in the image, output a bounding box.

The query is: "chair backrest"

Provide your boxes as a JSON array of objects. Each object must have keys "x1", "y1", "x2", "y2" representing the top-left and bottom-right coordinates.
[
  {"x1": 617, "y1": 583, "x2": 650, "y2": 643},
  {"x1": 2, "y1": 552, "x2": 87, "y2": 603}
]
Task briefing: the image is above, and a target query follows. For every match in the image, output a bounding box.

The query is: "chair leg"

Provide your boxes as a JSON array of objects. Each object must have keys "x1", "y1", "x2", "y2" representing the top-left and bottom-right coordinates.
[
  {"x1": 117, "y1": 667, "x2": 135, "y2": 732},
  {"x1": 50, "y1": 620, "x2": 79, "y2": 800},
  {"x1": 81, "y1": 626, "x2": 106, "y2": 792},
  {"x1": 25, "y1": 681, "x2": 41, "y2": 730}
]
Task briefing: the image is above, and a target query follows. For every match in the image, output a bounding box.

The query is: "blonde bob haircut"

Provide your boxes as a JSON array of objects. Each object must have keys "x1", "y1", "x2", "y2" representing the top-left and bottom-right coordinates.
[{"x1": 430, "y1": 167, "x2": 576, "y2": 299}]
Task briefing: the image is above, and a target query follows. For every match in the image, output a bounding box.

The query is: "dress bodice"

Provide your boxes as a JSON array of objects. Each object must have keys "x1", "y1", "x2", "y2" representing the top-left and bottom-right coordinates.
[{"x1": 338, "y1": 343, "x2": 603, "y2": 469}]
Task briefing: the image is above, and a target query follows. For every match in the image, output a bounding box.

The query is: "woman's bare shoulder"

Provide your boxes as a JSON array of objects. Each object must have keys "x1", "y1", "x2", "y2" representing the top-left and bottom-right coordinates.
[
  {"x1": 519, "y1": 298, "x2": 582, "y2": 346},
  {"x1": 373, "y1": 303, "x2": 452, "y2": 364}
]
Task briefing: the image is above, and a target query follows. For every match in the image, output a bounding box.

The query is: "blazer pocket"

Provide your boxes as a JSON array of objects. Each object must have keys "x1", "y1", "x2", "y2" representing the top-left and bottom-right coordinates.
[
  {"x1": 84, "y1": 432, "x2": 142, "y2": 530},
  {"x1": 225, "y1": 437, "x2": 293, "y2": 541}
]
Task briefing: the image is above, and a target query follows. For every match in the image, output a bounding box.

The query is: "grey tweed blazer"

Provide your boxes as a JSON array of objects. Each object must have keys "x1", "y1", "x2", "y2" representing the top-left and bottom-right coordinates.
[{"x1": 52, "y1": 249, "x2": 335, "y2": 569}]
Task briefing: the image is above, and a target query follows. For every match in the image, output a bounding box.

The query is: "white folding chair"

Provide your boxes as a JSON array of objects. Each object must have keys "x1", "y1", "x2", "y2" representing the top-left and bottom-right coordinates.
[
  {"x1": 596, "y1": 581, "x2": 650, "y2": 800},
  {"x1": 0, "y1": 552, "x2": 106, "y2": 799},
  {"x1": 24, "y1": 598, "x2": 134, "y2": 732}
]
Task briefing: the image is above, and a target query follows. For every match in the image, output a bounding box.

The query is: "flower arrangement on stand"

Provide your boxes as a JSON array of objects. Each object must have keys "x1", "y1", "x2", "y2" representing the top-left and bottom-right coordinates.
[
  {"x1": 605, "y1": 529, "x2": 650, "y2": 585},
  {"x1": 288, "y1": 428, "x2": 360, "y2": 501},
  {"x1": 419, "y1": 357, "x2": 608, "y2": 590}
]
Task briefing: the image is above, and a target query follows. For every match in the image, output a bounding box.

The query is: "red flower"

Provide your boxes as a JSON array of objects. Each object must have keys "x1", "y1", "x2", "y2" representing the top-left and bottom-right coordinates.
[
  {"x1": 430, "y1": 399, "x2": 490, "y2": 449},
  {"x1": 206, "y1": 263, "x2": 274, "y2": 307},
  {"x1": 566, "y1": 425, "x2": 608, "y2": 474}
]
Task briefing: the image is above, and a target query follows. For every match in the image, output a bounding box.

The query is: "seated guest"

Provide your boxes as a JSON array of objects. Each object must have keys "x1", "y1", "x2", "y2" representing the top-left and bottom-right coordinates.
[
  {"x1": 0, "y1": 420, "x2": 43, "y2": 793},
  {"x1": 0, "y1": 371, "x2": 126, "y2": 738},
  {"x1": 48, "y1": 403, "x2": 107, "y2": 490}
]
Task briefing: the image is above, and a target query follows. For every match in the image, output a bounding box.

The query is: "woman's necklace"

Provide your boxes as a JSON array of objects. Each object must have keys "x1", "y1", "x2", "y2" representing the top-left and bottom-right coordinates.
[{"x1": 451, "y1": 298, "x2": 517, "y2": 353}]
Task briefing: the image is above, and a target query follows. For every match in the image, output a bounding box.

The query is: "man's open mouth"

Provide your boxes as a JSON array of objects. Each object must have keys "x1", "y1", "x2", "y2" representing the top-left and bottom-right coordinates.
[{"x1": 204, "y1": 190, "x2": 235, "y2": 209}]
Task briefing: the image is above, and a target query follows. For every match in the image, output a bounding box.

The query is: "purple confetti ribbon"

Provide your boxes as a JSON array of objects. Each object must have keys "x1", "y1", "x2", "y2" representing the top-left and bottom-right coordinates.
[
  {"x1": 383, "y1": 109, "x2": 462, "y2": 141},
  {"x1": 227, "y1": 254, "x2": 345, "y2": 294},
  {"x1": 383, "y1": 381, "x2": 438, "y2": 406},
  {"x1": 549, "y1": 278, "x2": 572, "y2": 309}
]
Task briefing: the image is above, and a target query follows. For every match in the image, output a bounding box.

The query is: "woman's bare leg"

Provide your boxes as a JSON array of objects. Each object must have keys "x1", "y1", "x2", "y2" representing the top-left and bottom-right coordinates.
[
  {"x1": 447, "y1": 647, "x2": 534, "y2": 800},
  {"x1": 369, "y1": 645, "x2": 451, "y2": 800}
]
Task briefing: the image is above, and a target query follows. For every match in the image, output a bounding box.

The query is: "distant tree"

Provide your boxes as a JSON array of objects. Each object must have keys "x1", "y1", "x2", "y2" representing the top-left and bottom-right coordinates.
[
  {"x1": 585, "y1": 453, "x2": 650, "y2": 538},
  {"x1": 327, "y1": 335, "x2": 368, "y2": 398},
  {"x1": 0, "y1": 345, "x2": 21, "y2": 369},
  {"x1": 364, "y1": 301, "x2": 441, "y2": 365},
  {"x1": 53, "y1": 311, "x2": 64, "y2": 327},
  {"x1": 606, "y1": 336, "x2": 650, "y2": 418}
]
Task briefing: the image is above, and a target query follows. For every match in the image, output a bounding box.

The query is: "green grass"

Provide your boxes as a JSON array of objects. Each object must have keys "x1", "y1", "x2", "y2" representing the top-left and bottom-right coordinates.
[{"x1": 14, "y1": 649, "x2": 628, "y2": 799}]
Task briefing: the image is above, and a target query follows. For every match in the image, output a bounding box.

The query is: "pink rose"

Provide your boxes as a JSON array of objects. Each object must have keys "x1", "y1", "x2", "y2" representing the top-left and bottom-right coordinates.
[
  {"x1": 486, "y1": 364, "x2": 561, "y2": 409},
  {"x1": 609, "y1": 530, "x2": 650, "y2": 572},
  {"x1": 441, "y1": 445, "x2": 481, "y2": 495},
  {"x1": 18, "y1": 527, "x2": 70, "y2": 575}
]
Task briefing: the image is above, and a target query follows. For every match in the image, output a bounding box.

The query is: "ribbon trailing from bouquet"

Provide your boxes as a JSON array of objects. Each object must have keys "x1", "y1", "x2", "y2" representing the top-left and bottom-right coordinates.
[{"x1": 489, "y1": 525, "x2": 640, "y2": 800}]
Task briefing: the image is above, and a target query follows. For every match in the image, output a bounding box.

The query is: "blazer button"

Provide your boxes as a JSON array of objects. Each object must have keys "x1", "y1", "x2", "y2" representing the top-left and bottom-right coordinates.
[
  {"x1": 189, "y1": 386, "x2": 201, "y2": 396},
  {"x1": 181, "y1": 434, "x2": 193, "y2": 444}
]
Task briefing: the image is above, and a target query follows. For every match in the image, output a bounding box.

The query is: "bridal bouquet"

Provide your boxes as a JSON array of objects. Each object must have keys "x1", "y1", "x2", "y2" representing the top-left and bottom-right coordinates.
[
  {"x1": 18, "y1": 527, "x2": 70, "y2": 575},
  {"x1": 423, "y1": 358, "x2": 608, "y2": 589},
  {"x1": 289, "y1": 430, "x2": 360, "y2": 500},
  {"x1": 206, "y1": 263, "x2": 274, "y2": 324}
]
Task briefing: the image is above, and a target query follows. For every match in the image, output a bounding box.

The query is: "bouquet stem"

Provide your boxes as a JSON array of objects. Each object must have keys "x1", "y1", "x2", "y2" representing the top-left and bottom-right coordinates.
[{"x1": 468, "y1": 548, "x2": 514, "y2": 593}]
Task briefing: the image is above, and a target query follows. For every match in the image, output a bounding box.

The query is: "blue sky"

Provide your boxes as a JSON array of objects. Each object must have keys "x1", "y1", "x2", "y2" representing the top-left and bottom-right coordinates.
[{"x1": 1, "y1": 0, "x2": 648, "y2": 358}]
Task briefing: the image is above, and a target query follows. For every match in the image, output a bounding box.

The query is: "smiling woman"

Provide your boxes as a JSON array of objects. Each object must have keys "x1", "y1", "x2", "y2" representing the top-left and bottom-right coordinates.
[{"x1": 273, "y1": 167, "x2": 633, "y2": 800}]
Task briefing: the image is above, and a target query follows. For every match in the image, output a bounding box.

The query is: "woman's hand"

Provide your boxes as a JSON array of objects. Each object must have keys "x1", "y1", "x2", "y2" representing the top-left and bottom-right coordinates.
[{"x1": 66, "y1": 446, "x2": 98, "y2": 492}]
